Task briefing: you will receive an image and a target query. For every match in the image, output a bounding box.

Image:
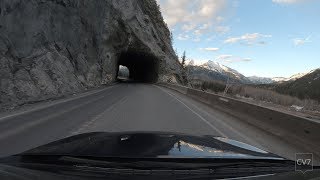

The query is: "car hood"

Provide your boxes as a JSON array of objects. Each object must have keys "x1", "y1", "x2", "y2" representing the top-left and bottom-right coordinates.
[{"x1": 21, "y1": 132, "x2": 283, "y2": 160}]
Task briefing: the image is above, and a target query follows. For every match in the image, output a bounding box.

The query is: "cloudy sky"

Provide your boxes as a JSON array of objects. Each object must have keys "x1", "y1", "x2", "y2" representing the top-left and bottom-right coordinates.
[{"x1": 156, "y1": 0, "x2": 320, "y2": 77}]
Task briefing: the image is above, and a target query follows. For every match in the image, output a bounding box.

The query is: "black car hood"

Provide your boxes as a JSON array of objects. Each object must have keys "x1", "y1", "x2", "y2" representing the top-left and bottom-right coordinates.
[{"x1": 21, "y1": 132, "x2": 283, "y2": 160}]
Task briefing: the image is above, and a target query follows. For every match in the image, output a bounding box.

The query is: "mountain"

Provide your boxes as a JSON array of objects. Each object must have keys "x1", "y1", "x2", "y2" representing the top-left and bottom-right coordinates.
[
  {"x1": 249, "y1": 72, "x2": 308, "y2": 84},
  {"x1": 272, "y1": 77, "x2": 287, "y2": 82},
  {"x1": 248, "y1": 76, "x2": 274, "y2": 84},
  {"x1": 187, "y1": 61, "x2": 319, "y2": 101},
  {"x1": 272, "y1": 73, "x2": 307, "y2": 83},
  {"x1": 188, "y1": 60, "x2": 315, "y2": 84},
  {"x1": 287, "y1": 73, "x2": 307, "y2": 81},
  {"x1": 187, "y1": 61, "x2": 251, "y2": 84},
  {"x1": 274, "y1": 69, "x2": 320, "y2": 101}
]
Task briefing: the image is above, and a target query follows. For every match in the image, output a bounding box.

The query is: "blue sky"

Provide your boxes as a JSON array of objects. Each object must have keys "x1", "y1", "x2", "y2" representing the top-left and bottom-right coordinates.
[{"x1": 157, "y1": 0, "x2": 320, "y2": 78}]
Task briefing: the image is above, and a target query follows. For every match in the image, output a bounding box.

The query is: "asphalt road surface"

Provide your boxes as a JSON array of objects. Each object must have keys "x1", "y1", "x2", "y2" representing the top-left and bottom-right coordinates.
[{"x1": 0, "y1": 82, "x2": 317, "y2": 163}]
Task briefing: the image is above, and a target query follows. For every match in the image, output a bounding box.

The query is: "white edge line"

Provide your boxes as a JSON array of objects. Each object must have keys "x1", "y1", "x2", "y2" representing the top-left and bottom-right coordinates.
[
  {"x1": 157, "y1": 85, "x2": 268, "y2": 151},
  {"x1": 183, "y1": 94, "x2": 260, "y2": 147},
  {"x1": 155, "y1": 85, "x2": 228, "y2": 138}
]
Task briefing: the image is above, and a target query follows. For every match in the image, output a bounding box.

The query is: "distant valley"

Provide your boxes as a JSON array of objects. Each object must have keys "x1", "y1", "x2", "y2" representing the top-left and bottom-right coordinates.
[
  {"x1": 186, "y1": 60, "x2": 320, "y2": 101},
  {"x1": 187, "y1": 60, "x2": 316, "y2": 85}
]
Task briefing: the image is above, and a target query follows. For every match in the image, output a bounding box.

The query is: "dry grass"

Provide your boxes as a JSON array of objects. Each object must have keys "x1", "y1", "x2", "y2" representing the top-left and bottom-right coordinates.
[
  {"x1": 189, "y1": 80, "x2": 320, "y2": 112},
  {"x1": 230, "y1": 85, "x2": 320, "y2": 111}
]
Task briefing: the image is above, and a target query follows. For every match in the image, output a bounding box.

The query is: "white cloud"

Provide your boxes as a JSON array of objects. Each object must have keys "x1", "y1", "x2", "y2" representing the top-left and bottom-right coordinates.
[
  {"x1": 157, "y1": 0, "x2": 232, "y2": 43},
  {"x1": 157, "y1": 0, "x2": 227, "y2": 28},
  {"x1": 293, "y1": 36, "x2": 311, "y2": 46},
  {"x1": 182, "y1": 23, "x2": 197, "y2": 32},
  {"x1": 272, "y1": 0, "x2": 310, "y2": 4},
  {"x1": 293, "y1": 39, "x2": 305, "y2": 46},
  {"x1": 216, "y1": 54, "x2": 233, "y2": 60},
  {"x1": 215, "y1": 16, "x2": 224, "y2": 23},
  {"x1": 200, "y1": 47, "x2": 220, "y2": 51},
  {"x1": 192, "y1": 37, "x2": 201, "y2": 42},
  {"x1": 177, "y1": 34, "x2": 190, "y2": 40},
  {"x1": 215, "y1": 55, "x2": 252, "y2": 63},
  {"x1": 214, "y1": 26, "x2": 230, "y2": 34},
  {"x1": 224, "y1": 33, "x2": 272, "y2": 45},
  {"x1": 193, "y1": 23, "x2": 212, "y2": 36},
  {"x1": 206, "y1": 35, "x2": 216, "y2": 41}
]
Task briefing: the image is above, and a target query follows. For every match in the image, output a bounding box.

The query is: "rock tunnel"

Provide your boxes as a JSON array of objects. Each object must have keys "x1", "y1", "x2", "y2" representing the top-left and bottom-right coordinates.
[{"x1": 117, "y1": 51, "x2": 160, "y2": 83}]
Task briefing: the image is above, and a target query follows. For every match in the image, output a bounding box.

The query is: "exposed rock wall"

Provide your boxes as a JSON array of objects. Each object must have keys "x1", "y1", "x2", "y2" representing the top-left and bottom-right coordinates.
[{"x1": 0, "y1": 0, "x2": 181, "y2": 109}]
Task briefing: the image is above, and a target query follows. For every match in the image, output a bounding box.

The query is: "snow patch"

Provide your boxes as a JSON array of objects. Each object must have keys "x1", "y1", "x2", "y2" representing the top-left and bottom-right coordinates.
[{"x1": 291, "y1": 105, "x2": 304, "y2": 111}]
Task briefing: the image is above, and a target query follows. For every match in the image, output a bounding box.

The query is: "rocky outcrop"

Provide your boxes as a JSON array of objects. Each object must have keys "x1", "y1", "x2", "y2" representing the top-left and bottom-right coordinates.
[{"x1": 0, "y1": 0, "x2": 181, "y2": 109}]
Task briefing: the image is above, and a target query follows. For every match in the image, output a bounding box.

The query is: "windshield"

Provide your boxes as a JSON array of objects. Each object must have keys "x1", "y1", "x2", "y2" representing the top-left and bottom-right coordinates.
[{"x1": 0, "y1": 0, "x2": 319, "y2": 179}]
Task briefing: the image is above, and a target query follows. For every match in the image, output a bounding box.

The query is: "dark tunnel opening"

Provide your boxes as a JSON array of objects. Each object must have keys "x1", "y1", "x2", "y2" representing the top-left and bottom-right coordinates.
[{"x1": 117, "y1": 51, "x2": 160, "y2": 83}]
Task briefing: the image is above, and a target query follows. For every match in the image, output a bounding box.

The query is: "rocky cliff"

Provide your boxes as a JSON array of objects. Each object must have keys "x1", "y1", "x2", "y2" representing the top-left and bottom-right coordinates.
[{"x1": 0, "y1": 0, "x2": 181, "y2": 109}]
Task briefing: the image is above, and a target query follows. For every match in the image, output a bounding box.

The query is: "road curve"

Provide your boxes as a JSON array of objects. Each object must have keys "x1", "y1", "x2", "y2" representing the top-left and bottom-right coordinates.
[{"x1": 0, "y1": 83, "x2": 316, "y2": 163}]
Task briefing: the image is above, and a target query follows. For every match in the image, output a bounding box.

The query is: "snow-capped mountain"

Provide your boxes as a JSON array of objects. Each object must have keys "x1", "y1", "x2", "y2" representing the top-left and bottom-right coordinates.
[
  {"x1": 271, "y1": 77, "x2": 287, "y2": 82},
  {"x1": 187, "y1": 60, "x2": 315, "y2": 85},
  {"x1": 250, "y1": 72, "x2": 308, "y2": 84},
  {"x1": 274, "y1": 68, "x2": 320, "y2": 101},
  {"x1": 188, "y1": 60, "x2": 251, "y2": 84},
  {"x1": 200, "y1": 61, "x2": 228, "y2": 73},
  {"x1": 188, "y1": 61, "x2": 319, "y2": 101},
  {"x1": 254, "y1": 72, "x2": 311, "y2": 84},
  {"x1": 287, "y1": 73, "x2": 307, "y2": 81}
]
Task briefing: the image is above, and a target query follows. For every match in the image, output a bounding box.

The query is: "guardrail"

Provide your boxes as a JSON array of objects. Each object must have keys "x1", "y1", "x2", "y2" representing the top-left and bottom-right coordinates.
[{"x1": 158, "y1": 82, "x2": 320, "y2": 155}]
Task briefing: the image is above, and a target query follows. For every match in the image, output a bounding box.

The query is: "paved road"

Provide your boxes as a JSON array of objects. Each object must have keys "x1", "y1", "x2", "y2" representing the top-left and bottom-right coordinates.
[{"x1": 0, "y1": 83, "x2": 315, "y2": 163}]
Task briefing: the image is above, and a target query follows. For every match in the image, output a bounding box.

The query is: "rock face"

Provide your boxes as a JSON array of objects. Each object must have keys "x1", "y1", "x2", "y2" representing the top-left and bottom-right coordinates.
[{"x1": 0, "y1": 0, "x2": 181, "y2": 109}]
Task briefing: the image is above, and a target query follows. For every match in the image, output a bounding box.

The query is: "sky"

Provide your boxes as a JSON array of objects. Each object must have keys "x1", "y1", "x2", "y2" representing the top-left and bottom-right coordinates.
[{"x1": 156, "y1": 0, "x2": 320, "y2": 78}]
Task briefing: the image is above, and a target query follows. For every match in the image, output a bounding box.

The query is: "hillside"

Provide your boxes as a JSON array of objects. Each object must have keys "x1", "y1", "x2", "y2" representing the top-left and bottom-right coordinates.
[
  {"x1": 274, "y1": 69, "x2": 320, "y2": 101},
  {"x1": 187, "y1": 60, "x2": 319, "y2": 102}
]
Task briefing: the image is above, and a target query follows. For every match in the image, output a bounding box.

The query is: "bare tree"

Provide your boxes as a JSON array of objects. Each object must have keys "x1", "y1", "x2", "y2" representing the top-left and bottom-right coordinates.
[{"x1": 223, "y1": 77, "x2": 232, "y2": 96}]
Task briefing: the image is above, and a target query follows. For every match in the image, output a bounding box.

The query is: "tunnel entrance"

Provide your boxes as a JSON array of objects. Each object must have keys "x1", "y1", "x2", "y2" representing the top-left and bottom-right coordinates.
[{"x1": 117, "y1": 51, "x2": 159, "y2": 83}]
